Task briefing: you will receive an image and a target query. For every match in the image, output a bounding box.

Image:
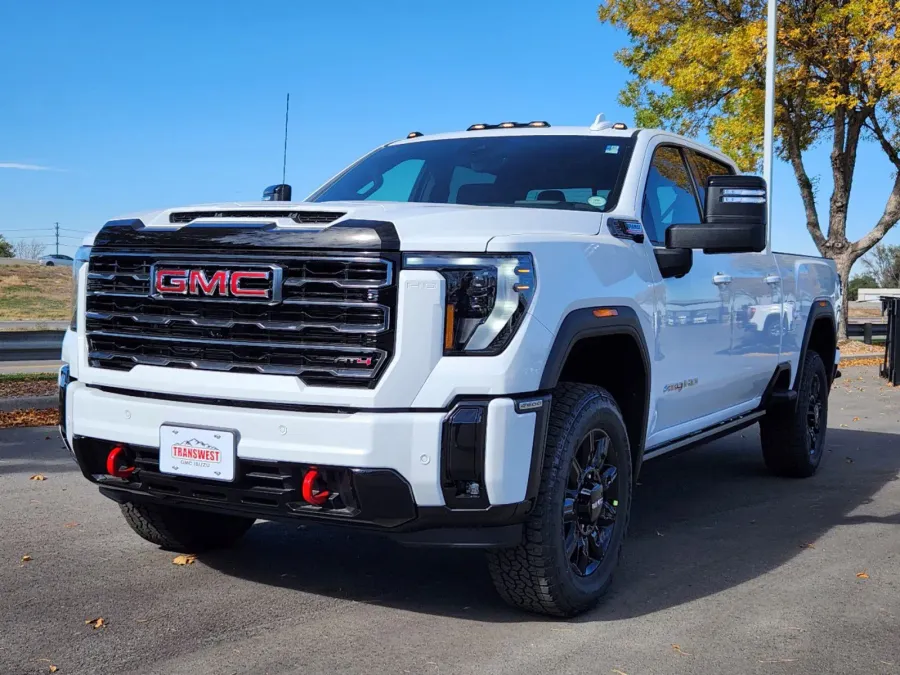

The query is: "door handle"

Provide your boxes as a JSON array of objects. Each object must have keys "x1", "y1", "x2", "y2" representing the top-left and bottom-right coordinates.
[
  {"x1": 712, "y1": 274, "x2": 733, "y2": 285},
  {"x1": 765, "y1": 275, "x2": 781, "y2": 285}
]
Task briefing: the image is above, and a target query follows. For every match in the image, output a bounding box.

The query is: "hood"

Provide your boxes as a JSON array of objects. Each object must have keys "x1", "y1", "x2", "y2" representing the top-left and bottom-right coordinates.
[{"x1": 90, "y1": 200, "x2": 605, "y2": 251}]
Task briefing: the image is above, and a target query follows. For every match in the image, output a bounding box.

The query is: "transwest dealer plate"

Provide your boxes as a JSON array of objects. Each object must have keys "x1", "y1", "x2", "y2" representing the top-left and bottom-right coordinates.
[{"x1": 159, "y1": 425, "x2": 236, "y2": 482}]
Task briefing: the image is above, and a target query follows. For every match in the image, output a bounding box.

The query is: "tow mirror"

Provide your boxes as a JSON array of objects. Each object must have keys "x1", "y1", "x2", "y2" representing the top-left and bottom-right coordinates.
[
  {"x1": 667, "y1": 175, "x2": 767, "y2": 254},
  {"x1": 262, "y1": 184, "x2": 292, "y2": 201}
]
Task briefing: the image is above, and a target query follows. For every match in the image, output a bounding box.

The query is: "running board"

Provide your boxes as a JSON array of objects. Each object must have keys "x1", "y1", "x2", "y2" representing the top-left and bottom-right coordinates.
[{"x1": 643, "y1": 410, "x2": 766, "y2": 461}]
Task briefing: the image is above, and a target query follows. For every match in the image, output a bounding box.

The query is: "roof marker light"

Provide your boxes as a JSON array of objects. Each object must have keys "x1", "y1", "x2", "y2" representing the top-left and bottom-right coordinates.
[
  {"x1": 612, "y1": 122, "x2": 628, "y2": 130},
  {"x1": 407, "y1": 131, "x2": 424, "y2": 138},
  {"x1": 499, "y1": 122, "x2": 516, "y2": 128},
  {"x1": 468, "y1": 123, "x2": 488, "y2": 131}
]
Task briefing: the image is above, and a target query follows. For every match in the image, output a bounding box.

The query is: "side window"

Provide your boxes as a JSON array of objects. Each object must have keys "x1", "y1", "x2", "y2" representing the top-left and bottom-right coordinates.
[
  {"x1": 641, "y1": 146, "x2": 701, "y2": 244},
  {"x1": 687, "y1": 151, "x2": 734, "y2": 209}
]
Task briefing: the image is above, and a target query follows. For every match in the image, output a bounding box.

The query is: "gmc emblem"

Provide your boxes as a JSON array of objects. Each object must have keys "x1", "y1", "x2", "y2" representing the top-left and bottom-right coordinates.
[{"x1": 150, "y1": 263, "x2": 283, "y2": 303}]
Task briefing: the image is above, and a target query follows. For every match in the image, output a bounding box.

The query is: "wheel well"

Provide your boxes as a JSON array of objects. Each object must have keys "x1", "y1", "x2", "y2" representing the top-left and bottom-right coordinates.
[
  {"x1": 557, "y1": 334, "x2": 648, "y2": 476},
  {"x1": 806, "y1": 316, "x2": 837, "y2": 380}
]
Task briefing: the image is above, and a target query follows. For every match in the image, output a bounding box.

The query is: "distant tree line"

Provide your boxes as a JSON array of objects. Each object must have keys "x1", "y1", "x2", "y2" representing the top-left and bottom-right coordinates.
[
  {"x1": 0, "y1": 235, "x2": 46, "y2": 259},
  {"x1": 849, "y1": 243, "x2": 900, "y2": 299}
]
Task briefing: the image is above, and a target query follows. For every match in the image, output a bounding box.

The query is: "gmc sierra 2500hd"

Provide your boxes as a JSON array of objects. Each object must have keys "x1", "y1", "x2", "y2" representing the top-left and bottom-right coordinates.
[{"x1": 60, "y1": 117, "x2": 840, "y2": 616}]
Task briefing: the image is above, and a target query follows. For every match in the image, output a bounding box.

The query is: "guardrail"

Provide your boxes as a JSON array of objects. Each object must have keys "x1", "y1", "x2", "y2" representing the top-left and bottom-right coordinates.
[
  {"x1": 0, "y1": 330, "x2": 64, "y2": 362},
  {"x1": 847, "y1": 322, "x2": 887, "y2": 343}
]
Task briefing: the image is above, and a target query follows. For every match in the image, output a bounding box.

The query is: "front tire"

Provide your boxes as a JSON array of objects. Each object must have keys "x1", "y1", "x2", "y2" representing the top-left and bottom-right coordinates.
[
  {"x1": 120, "y1": 502, "x2": 254, "y2": 552},
  {"x1": 760, "y1": 350, "x2": 829, "y2": 477},
  {"x1": 487, "y1": 383, "x2": 633, "y2": 616}
]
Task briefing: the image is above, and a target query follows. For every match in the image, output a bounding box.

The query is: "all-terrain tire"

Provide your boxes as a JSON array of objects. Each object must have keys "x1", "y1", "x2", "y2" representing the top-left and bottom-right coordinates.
[
  {"x1": 486, "y1": 382, "x2": 633, "y2": 617},
  {"x1": 120, "y1": 502, "x2": 255, "y2": 552},
  {"x1": 760, "y1": 350, "x2": 829, "y2": 478}
]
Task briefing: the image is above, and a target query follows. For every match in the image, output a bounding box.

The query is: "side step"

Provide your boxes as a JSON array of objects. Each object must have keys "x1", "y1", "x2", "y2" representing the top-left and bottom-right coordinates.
[{"x1": 643, "y1": 410, "x2": 766, "y2": 461}]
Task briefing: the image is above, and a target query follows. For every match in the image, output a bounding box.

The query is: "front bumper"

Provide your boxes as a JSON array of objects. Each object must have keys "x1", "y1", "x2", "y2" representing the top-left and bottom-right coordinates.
[{"x1": 61, "y1": 380, "x2": 549, "y2": 547}]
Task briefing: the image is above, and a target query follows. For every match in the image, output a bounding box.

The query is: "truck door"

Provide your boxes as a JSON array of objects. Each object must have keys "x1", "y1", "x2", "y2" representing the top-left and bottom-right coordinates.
[
  {"x1": 641, "y1": 144, "x2": 737, "y2": 442},
  {"x1": 684, "y1": 149, "x2": 781, "y2": 407}
]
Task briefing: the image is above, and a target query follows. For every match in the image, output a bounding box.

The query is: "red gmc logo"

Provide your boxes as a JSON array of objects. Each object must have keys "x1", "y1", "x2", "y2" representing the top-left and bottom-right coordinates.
[{"x1": 151, "y1": 264, "x2": 282, "y2": 302}]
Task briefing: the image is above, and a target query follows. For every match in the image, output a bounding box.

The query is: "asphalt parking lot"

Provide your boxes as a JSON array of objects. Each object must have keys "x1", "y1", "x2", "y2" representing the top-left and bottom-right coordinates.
[{"x1": 1, "y1": 367, "x2": 898, "y2": 675}]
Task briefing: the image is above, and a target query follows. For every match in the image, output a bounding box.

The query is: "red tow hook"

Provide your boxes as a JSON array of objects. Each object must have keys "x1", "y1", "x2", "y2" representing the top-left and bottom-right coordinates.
[
  {"x1": 302, "y1": 468, "x2": 330, "y2": 506},
  {"x1": 106, "y1": 445, "x2": 135, "y2": 479}
]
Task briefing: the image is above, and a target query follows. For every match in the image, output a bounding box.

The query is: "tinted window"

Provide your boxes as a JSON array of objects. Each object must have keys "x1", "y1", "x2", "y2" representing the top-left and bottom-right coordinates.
[
  {"x1": 356, "y1": 159, "x2": 424, "y2": 201},
  {"x1": 311, "y1": 135, "x2": 632, "y2": 212},
  {"x1": 641, "y1": 146, "x2": 701, "y2": 244},
  {"x1": 688, "y1": 151, "x2": 734, "y2": 209}
]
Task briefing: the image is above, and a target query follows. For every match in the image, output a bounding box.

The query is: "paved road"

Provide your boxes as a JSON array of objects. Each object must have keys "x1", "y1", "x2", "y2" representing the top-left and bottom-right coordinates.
[
  {"x1": 2, "y1": 368, "x2": 898, "y2": 675},
  {"x1": 0, "y1": 360, "x2": 62, "y2": 375}
]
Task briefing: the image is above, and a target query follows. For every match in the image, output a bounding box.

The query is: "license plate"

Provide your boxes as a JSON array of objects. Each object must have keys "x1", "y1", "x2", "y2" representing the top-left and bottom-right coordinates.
[{"x1": 159, "y1": 425, "x2": 236, "y2": 482}]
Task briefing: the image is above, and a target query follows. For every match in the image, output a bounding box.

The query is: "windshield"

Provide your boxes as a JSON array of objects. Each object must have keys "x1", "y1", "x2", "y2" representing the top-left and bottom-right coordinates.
[{"x1": 310, "y1": 135, "x2": 633, "y2": 212}]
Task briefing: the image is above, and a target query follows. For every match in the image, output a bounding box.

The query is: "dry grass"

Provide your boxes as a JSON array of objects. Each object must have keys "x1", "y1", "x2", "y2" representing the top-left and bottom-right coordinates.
[
  {"x1": 0, "y1": 264, "x2": 72, "y2": 321},
  {"x1": 838, "y1": 339, "x2": 885, "y2": 356},
  {"x1": 848, "y1": 306, "x2": 884, "y2": 318}
]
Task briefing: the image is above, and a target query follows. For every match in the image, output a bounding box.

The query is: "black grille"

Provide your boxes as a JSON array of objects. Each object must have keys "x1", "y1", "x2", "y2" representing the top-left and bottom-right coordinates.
[
  {"x1": 85, "y1": 249, "x2": 396, "y2": 388},
  {"x1": 168, "y1": 210, "x2": 345, "y2": 225}
]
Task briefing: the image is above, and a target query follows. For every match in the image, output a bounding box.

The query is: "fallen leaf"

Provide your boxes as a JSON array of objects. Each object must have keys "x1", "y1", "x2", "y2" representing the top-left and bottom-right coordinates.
[
  {"x1": 672, "y1": 644, "x2": 691, "y2": 656},
  {"x1": 85, "y1": 617, "x2": 105, "y2": 629},
  {"x1": 856, "y1": 571, "x2": 869, "y2": 579},
  {"x1": 839, "y1": 423, "x2": 849, "y2": 428},
  {"x1": 612, "y1": 670, "x2": 629, "y2": 675},
  {"x1": 172, "y1": 554, "x2": 196, "y2": 566},
  {"x1": 852, "y1": 417, "x2": 861, "y2": 422},
  {"x1": 21, "y1": 555, "x2": 32, "y2": 562},
  {"x1": 49, "y1": 666, "x2": 59, "y2": 673},
  {"x1": 799, "y1": 543, "x2": 815, "y2": 550},
  {"x1": 63, "y1": 522, "x2": 79, "y2": 528},
  {"x1": 29, "y1": 474, "x2": 47, "y2": 481}
]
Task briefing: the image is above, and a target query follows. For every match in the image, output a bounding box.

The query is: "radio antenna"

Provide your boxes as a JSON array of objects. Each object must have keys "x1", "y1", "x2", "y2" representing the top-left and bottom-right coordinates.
[{"x1": 281, "y1": 93, "x2": 290, "y2": 185}]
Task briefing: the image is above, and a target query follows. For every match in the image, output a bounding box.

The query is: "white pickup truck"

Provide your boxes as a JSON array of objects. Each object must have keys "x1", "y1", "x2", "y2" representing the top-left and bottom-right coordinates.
[{"x1": 60, "y1": 117, "x2": 840, "y2": 616}]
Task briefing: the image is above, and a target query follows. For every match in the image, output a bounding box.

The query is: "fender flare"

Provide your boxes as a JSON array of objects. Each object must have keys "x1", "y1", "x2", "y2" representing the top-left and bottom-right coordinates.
[
  {"x1": 794, "y1": 299, "x2": 837, "y2": 390},
  {"x1": 539, "y1": 306, "x2": 652, "y2": 477}
]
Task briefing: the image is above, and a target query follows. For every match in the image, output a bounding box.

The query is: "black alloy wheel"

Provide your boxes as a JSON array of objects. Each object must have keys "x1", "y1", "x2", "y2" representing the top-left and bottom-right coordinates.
[
  {"x1": 564, "y1": 429, "x2": 620, "y2": 577},
  {"x1": 805, "y1": 369, "x2": 826, "y2": 461}
]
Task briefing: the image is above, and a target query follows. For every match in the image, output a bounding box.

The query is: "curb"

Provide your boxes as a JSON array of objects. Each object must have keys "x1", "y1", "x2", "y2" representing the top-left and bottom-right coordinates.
[
  {"x1": 0, "y1": 395, "x2": 56, "y2": 412},
  {"x1": 840, "y1": 353, "x2": 885, "y2": 363}
]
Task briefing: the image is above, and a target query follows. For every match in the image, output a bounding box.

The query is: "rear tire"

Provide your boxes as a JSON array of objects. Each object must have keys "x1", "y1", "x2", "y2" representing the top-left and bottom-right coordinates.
[
  {"x1": 760, "y1": 350, "x2": 829, "y2": 478},
  {"x1": 487, "y1": 383, "x2": 632, "y2": 616},
  {"x1": 120, "y1": 502, "x2": 254, "y2": 552}
]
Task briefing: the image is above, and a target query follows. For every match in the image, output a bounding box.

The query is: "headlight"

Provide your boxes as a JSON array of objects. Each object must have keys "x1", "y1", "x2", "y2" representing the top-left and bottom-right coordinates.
[
  {"x1": 403, "y1": 254, "x2": 536, "y2": 355},
  {"x1": 70, "y1": 245, "x2": 91, "y2": 331}
]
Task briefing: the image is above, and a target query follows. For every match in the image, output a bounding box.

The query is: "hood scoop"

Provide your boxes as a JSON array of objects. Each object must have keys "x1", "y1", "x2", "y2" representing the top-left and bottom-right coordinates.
[{"x1": 169, "y1": 210, "x2": 346, "y2": 225}]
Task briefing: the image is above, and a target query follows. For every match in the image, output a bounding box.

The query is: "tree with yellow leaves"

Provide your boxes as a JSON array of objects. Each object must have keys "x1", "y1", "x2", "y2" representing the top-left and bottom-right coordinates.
[{"x1": 598, "y1": 0, "x2": 900, "y2": 337}]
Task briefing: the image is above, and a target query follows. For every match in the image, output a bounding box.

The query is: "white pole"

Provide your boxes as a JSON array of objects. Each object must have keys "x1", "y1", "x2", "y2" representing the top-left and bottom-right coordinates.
[{"x1": 762, "y1": 0, "x2": 777, "y2": 250}]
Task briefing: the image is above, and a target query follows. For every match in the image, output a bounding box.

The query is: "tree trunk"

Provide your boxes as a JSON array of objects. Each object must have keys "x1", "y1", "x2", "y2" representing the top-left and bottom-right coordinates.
[{"x1": 833, "y1": 253, "x2": 855, "y2": 341}]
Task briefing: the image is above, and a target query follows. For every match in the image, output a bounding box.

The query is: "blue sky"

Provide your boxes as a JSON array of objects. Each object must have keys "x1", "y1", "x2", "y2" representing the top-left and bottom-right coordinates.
[{"x1": 1, "y1": 0, "x2": 898, "y2": 268}]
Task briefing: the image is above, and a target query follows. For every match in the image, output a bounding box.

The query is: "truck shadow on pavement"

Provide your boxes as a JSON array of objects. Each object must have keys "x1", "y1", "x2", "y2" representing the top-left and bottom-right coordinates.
[{"x1": 200, "y1": 426, "x2": 900, "y2": 622}]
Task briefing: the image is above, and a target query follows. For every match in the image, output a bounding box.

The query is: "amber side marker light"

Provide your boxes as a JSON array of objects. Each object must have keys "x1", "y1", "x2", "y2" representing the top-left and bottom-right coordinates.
[
  {"x1": 593, "y1": 308, "x2": 619, "y2": 318},
  {"x1": 445, "y1": 304, "x2": 457, "y2": 349},
  {"x1": 818, "y1": 300, "x2": 828, "y2": 307}
]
